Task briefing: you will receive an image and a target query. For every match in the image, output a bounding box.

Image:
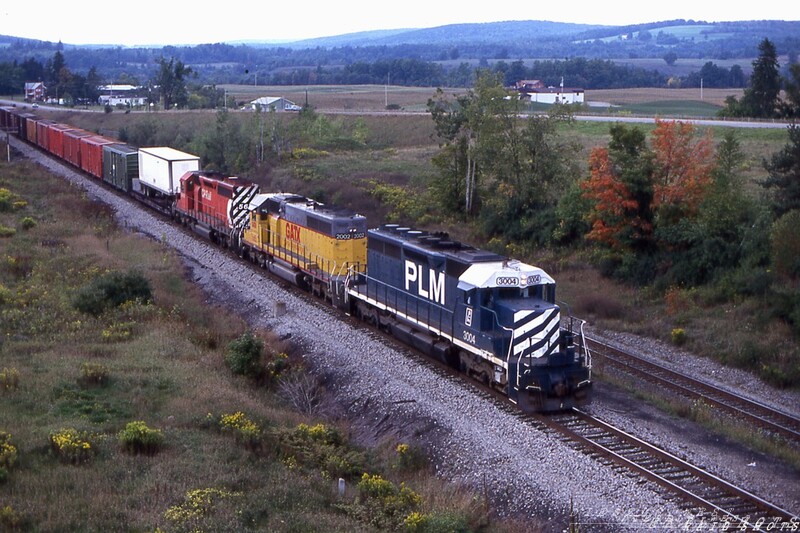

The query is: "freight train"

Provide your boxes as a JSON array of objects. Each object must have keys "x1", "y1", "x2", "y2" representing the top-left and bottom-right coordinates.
[{"x1": 0, "y1": 105, "x2": 592, "y2": 412}]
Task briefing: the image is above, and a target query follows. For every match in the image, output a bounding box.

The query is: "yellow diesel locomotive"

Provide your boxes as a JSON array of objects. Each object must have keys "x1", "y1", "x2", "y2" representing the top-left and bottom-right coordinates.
[{"x1": 240, "y1": 193, "x2": 367, "y2": 302}]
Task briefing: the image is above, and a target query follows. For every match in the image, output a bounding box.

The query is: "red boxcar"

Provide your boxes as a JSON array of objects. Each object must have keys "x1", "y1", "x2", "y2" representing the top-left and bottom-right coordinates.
[
  {"x1": 64, "y1": 129, "x2": 93, "y2": 169},
  {"x1": 0, "y1": 107, "x2": 24, "y2": 138},
  {"x1": 46, "y1": 123, "x2": 74, "y2": 158},
  {"x1": 80, "y1": 135, "x2": 115, "y2": 179},
  {"x1": 35, "y1": 119, "x2": 56, "y2": 151},
  {"x1": 18, "y1": 113, "x2": 38, "y2": 144},
  {"x1": 174, "y1": 170, "x2": 259, "y2": 239}
]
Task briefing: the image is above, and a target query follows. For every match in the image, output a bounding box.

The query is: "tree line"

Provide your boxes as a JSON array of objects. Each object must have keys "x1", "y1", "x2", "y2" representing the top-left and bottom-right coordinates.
[{"x1": 3, "y1": 34, "x2": 798, "y2": 102}]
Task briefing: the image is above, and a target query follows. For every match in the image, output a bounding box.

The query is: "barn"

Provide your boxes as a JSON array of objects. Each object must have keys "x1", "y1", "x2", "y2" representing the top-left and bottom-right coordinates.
[{"x1": 248, "y1": 97, "x2": 301, "y2": 111}]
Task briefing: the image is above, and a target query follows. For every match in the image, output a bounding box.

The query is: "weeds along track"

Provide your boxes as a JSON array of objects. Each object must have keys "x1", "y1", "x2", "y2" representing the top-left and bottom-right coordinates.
[
  {"x1": 531, "y1": 408, "x2": 796, "y2": 529},
  {"x1": 587, "y1": 338, "x2": 800, "y2": 446}
]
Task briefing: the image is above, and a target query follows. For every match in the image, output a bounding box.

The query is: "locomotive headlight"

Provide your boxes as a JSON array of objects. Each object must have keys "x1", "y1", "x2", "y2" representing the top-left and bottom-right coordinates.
[{"x1": 520, "y1": 275, "x2": 528, "y2": 286}]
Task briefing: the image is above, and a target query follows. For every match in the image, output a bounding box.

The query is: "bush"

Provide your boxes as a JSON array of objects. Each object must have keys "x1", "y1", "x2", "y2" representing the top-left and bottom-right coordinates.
[
  {"x1": 352, "y1": 473, "x2": 423, "y2": 529},
  {"x1": 275, "y1": 422, "x2": 367, "y2": 479},
  {"x1": 78, "y1": 362, "x2": 109, "y2": 388},
  {"x1": 218, "y1": 412, "x2": 262, "y2": 449},
  {"x1": 19, "y1": 216, "x2": 36, "y2": 230},
  {"x1": 0, "y1": 188, "x2": 26, "y2": 212},
  {"x1": 0, "y1": 505, "x2": 24, "y2": 529},
  {"x1": 49, "y1": 428, "x2": 94, "y2": 464},
  {"x1": 0, "y1": 431, "x2": 17, "y2": 470},
  {"x1": 118, "y1": 421, "x2": 164, "y2": 455},
  {"x1": 164, "y1": 487, "x2": 241, "y2": 530},
  {"x1": 394, "y1": 442, "x2": 428, "y2": 472},
  {"x1": 0, "y1": 368, "x2": 20, "y2": 391},
  {"x1": 72, "y1": 270, "x2": 152, "y2": 316},
  {"x1": 671, "y1": 328, "x2": 687, "y2": 346},
  {"x1": 225, "y1": 332, "x2": 263, "y2": 378},
  {"x1": 772, "y1": 211, "x2": 800, "y2": 280}
]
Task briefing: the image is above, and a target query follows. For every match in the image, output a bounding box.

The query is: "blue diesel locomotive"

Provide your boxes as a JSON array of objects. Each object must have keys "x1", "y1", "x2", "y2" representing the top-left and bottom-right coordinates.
[{"x1": 345, "y1": 224, "x2": 592, "y2": 412}]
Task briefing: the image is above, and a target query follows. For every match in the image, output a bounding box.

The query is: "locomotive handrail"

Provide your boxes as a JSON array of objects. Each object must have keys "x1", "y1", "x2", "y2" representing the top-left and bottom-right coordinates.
[{"x1": 578, "y1": 318, "x2": 592, "y2": 373}]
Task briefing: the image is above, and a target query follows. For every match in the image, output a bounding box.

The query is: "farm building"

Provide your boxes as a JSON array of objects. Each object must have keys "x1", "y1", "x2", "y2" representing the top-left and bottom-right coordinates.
[
  {"x1": 25, "y1": 82, "x2": 46, "y2": 101},
  {"x1": 97, "y1": 85, "x2": 148, "y2": 107},
  {"x1": 525, "y1": 87, "x2": 585, "y2": 105},
  {"x1": 518, "y1": 79, "x2": 584, "y2": 105},
  {"x1": 248, "y1": 97, "x2": 301, "y2": 111}
]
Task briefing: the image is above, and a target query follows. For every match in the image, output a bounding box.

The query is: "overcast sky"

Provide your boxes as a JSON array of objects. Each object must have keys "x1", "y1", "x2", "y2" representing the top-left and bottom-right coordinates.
[{"x1": 4, "y1": 1, "x2": 799, "y2": 46}]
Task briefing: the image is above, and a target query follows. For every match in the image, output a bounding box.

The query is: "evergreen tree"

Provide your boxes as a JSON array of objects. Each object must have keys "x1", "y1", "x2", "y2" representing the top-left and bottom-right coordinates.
[
  {"x1": 740, "y1": 38, "x2": 781, "y2": 118},
  {"x1": 762, "y1": 124, "x2": 800, "y2": 217},
  {"x1": 780, "y1": 62, "x2": 800, "y2": 119}
]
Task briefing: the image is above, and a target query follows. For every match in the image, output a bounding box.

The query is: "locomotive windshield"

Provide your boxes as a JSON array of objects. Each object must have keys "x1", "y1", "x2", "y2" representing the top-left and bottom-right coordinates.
[{"x1": 484, "y1": 284, "x2": 555, "y2": 308}]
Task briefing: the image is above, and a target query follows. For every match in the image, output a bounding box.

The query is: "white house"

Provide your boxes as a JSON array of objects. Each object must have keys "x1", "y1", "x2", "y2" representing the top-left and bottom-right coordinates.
[
  {"x1": 526, "y1": 87, "x2": 585, "y2": 105},
  {"x1": 520, "y1": 78, "x2": 584, "y2": 105},
  {"x1": 98, "y1": 95, "x2": 148, "y2": 107},
  {"x1": 249, "y1": 97, "x2": 301, "y2": 111},
  {"x1": 97, "y1": 85, "x2": 148, "y2": 107}
]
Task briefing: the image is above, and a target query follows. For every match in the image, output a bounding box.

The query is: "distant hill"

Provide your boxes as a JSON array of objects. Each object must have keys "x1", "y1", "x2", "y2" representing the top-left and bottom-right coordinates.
[
  {"x1": 282, "y1": 20, "x2": 603, "y2": 48},
  {"x1": 3, "y1": 19, "x2": 798, "y2": 59},
  {"x1": 1, "y1": 19, "x2": 798, "y2": 89}
]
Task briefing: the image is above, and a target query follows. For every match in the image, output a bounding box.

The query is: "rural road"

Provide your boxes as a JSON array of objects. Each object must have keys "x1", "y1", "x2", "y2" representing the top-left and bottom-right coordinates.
[{"x1": 0, "y1": 98, "x2": 792, "y2": 130}]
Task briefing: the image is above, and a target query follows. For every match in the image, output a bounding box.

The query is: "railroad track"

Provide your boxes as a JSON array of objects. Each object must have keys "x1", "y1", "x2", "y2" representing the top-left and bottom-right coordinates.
[
  {"x1": 532, "y1": 408, "x2": 798, "y2": 529},
  {"x1": 587, "y1": 337, "x2": 800, "y2": 446}
]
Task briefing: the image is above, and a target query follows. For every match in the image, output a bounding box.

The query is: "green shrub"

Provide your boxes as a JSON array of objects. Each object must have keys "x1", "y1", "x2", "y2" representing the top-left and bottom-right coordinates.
[
  {"x1": 118, "y1": 421, "x2": 164, "y2": 455},
  {"x1": 164, "y1": 487, "x2": 241, "y2": 529},
  {"x1": 0, "y1": 188, "x2": 26, "y2": 212},
  {"x1": 78, "y1": 362, "x2": 109, "y2": 388},
  {"x1": 771, "y1": 210, "x2": 800, "y2": 280},
  {"x1": 265, "y1": 352, "x2": 290, "y2": 381},
  {"x1": 351, "y1": 473, "x2": 423, "y2": 529},
  {"x1": 19, "y1": 216, "x2": 36, "y2": 230},
  {"x1": 671, "y1": 328, "x2": 687, "y2": 346},
  {"x1": 0, "y1": 505, "x2": 24, "y2": 529},
  {"x1": 218, "y1": 411, "x2": 262, "y2": 449},
  {"x1": 72, "y1": 270, "x2": 152, "y2": 316},
  {"x1": 0, "y1": 431, "x2": 17, "y2": 470},
  {"x1": 276, "y1": 422, "x2": 367, "y2": 479},
  {"x1": 0, "y1": 368, "x2": 20, "y2": 391},
  {"x1": 394, "y1": 443, "x2": 428, "y2": 472},
  {"x1": 225, "y1": 332, "x2": 263, "y2": 378},
  {"x1": 49, "y1": 428, "x2": 94, "y2": 464}
]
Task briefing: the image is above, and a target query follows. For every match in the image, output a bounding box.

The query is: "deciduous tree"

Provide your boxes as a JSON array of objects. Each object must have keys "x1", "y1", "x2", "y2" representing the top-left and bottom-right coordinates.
[
  {"x1": 154, "y1": 57, "x2": 193, "y2": 110},
  {"x1": 650, "y1": 119, "x2": 716, "y2": 223}
]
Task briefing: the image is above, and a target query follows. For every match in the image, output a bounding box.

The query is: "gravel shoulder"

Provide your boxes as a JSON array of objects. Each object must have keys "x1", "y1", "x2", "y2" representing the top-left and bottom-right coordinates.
[{"x1": 14, "y1": 139, "x2": 799, "y2": 531}]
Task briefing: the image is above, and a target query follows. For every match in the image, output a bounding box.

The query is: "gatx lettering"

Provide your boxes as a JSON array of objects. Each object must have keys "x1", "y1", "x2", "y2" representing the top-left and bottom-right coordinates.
[
  {"x1": 404, "y1": 260, "x2": 445, "y2": 305},
  {"x1": 286, "y1": 222, "x2": 302, "y2": 242}
]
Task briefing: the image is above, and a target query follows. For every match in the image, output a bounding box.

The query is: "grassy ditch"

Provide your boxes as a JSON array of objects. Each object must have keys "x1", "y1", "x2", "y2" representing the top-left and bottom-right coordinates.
[{"x1": 0, "y1": 157, "x2": 541, "y2": 531}]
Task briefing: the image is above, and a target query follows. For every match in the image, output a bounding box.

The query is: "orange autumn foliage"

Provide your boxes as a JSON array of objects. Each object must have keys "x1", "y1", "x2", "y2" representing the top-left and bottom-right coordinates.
[
  {"x1": 582, "y1": 120, "x2": 716, "y2": 250},
  {"x1": 582, "y1": 147, "x2": 647, "y2": 249},
  {"x1": 651, "y1": 119, "x2": 716, "y2": 217}
]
